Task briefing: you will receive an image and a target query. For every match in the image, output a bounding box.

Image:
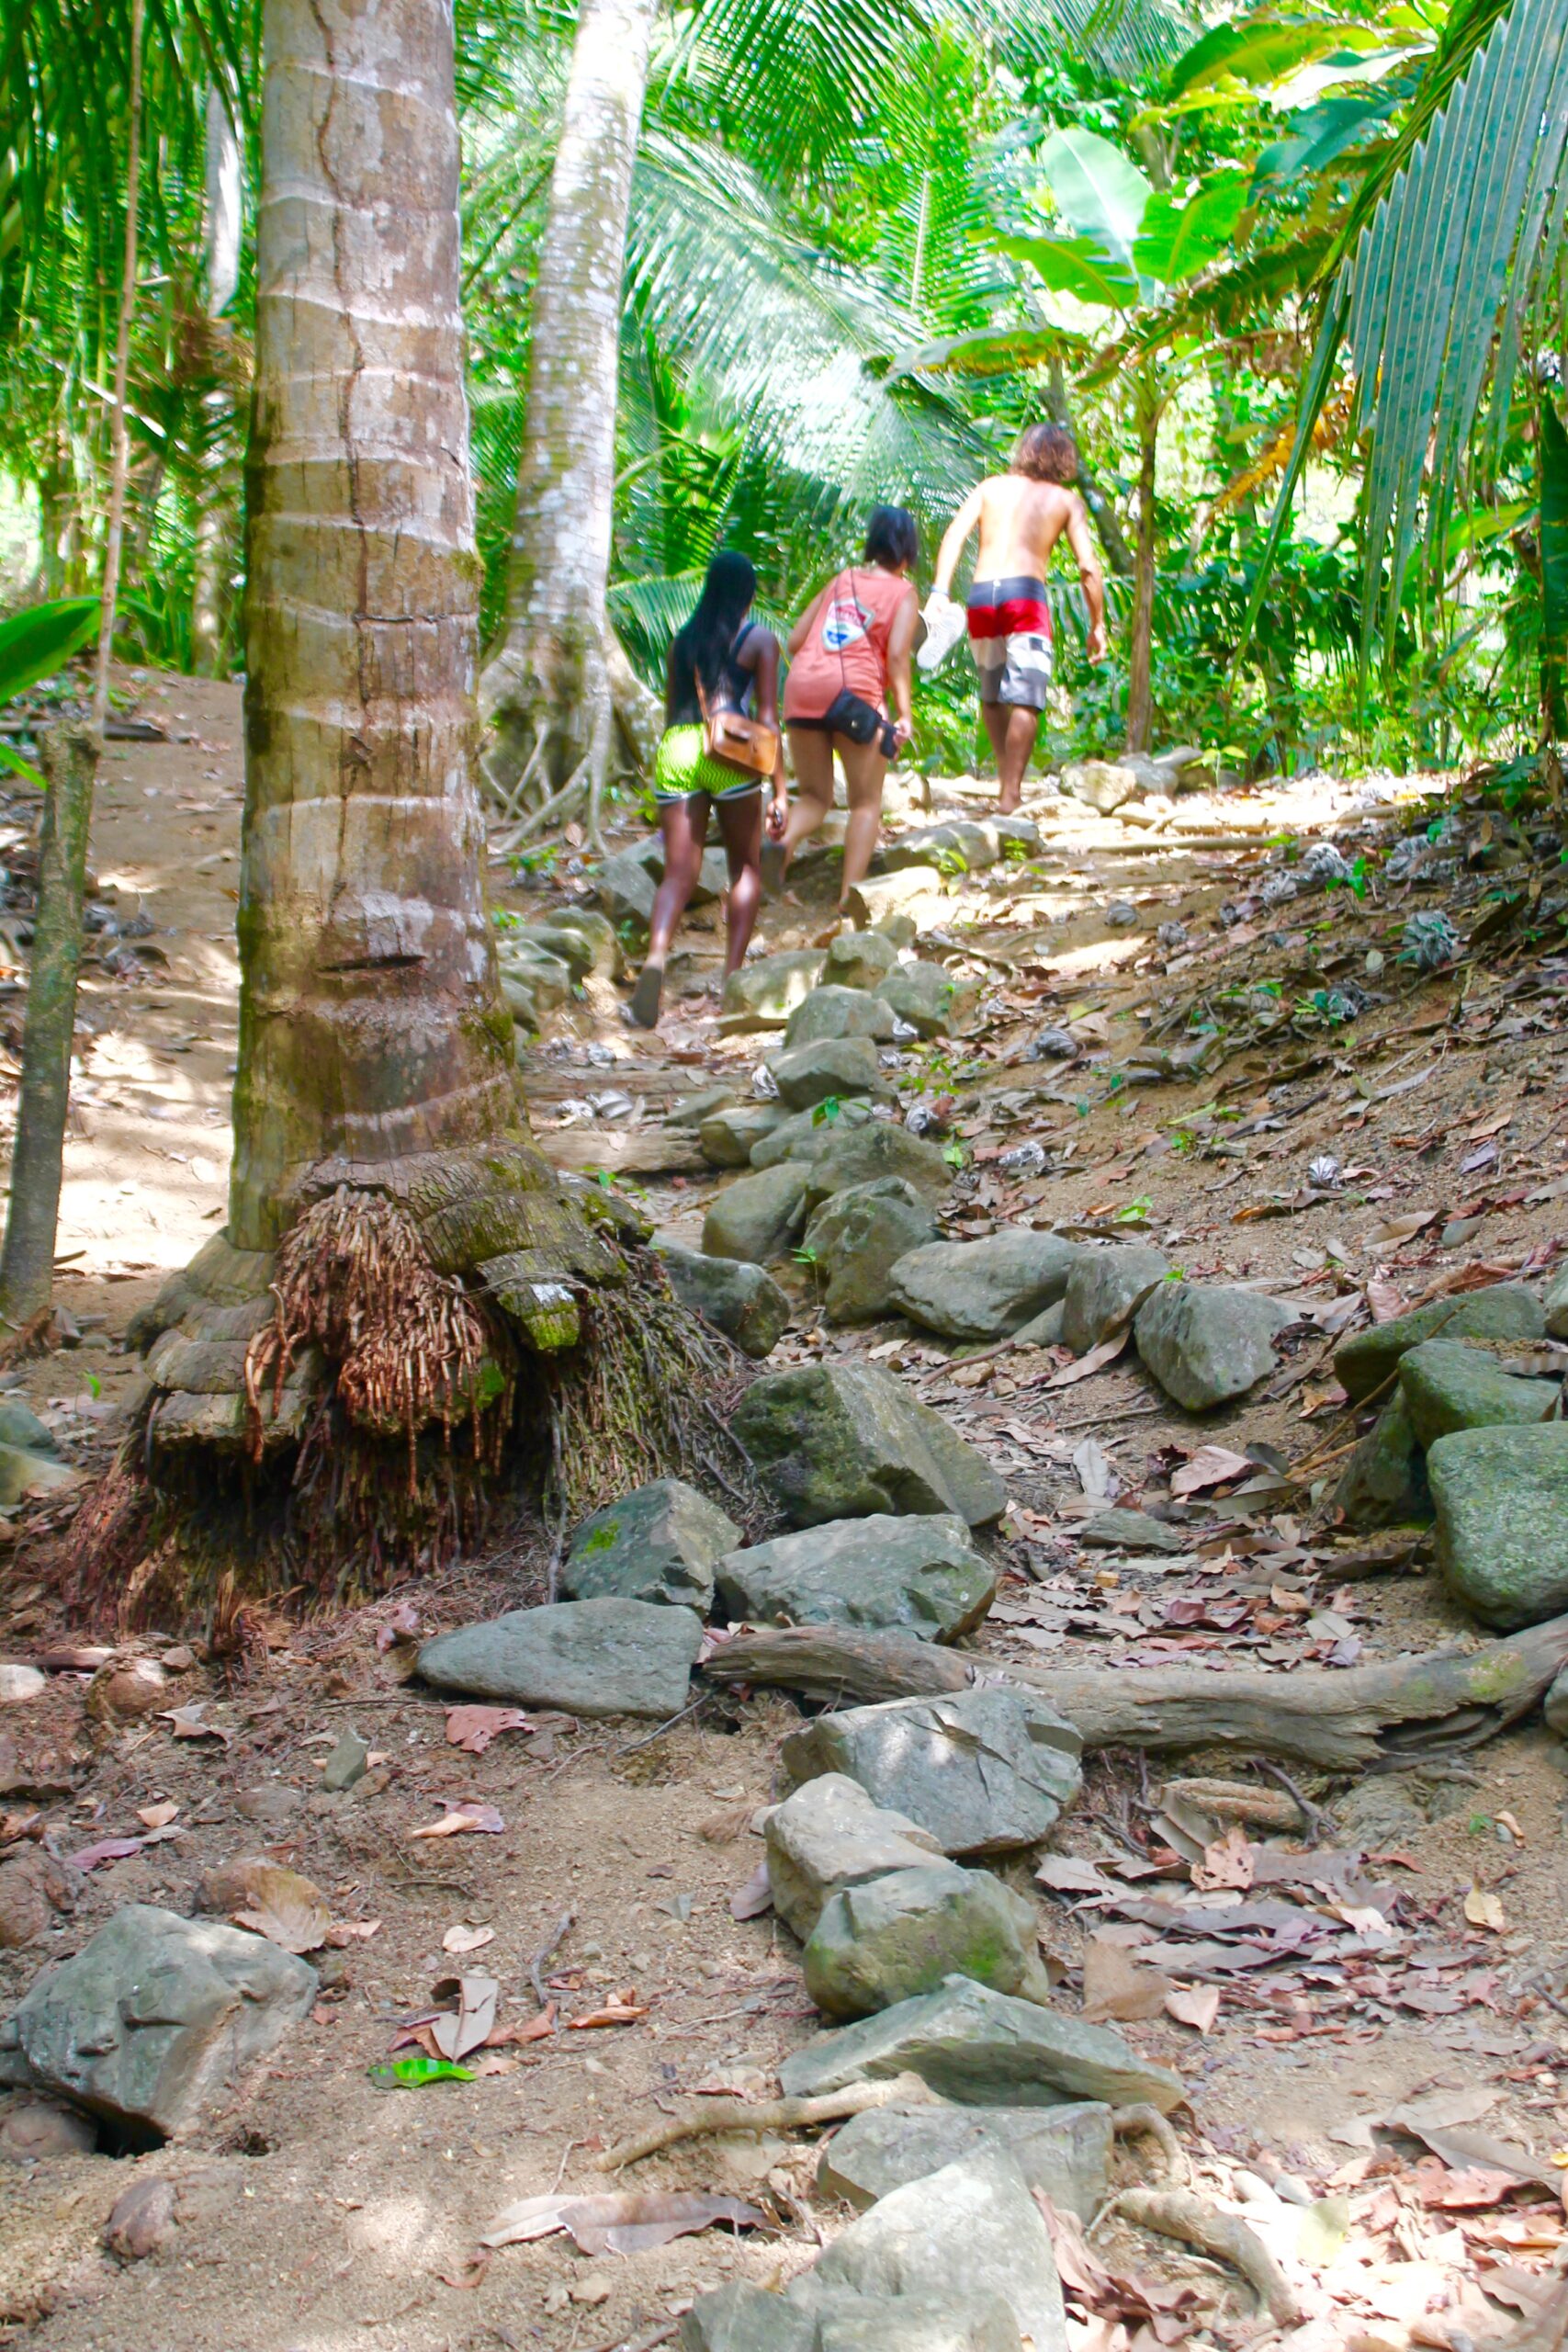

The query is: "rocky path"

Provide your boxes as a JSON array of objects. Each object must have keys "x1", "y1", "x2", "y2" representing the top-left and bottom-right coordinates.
[{"x1": 0, "y1": 684, "x2": 1565, "y2": 2349}]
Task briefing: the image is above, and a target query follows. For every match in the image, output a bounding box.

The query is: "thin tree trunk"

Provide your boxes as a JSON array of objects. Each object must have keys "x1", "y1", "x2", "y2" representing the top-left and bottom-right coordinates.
[
  {"x1": 1124, "y1": 368, "x2": 1159, "y2": 755},
  {"x1": 0, "y1": 728, "x2": 96, "y2": 1339},
  {"x1": 231, "y1": 0, "x2": 526, "y2": 1250},
  {"x1": 91, "y1": 0, "x2": 144, "y2": 739},
  {"x1": 191, "y1": 82, "x2": 243, "y2": 674},
  {"x1": 1046, "y1": 361, "x2": 1134, "y2": 579},
  {"x1": 478, "y1": 0, "x2": 660, "y2": 822}
]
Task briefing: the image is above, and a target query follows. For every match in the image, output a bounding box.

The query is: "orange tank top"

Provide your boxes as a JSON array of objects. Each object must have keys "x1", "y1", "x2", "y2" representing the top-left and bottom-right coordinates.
[{"x1": 784, "y1": 566, "x2": 909, "y2": 721}]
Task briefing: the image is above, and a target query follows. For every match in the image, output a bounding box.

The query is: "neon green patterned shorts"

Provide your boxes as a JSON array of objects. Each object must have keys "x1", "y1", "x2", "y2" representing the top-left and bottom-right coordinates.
[{"x1": 653, "y1": 724, "x2": 761, "y2": 804}]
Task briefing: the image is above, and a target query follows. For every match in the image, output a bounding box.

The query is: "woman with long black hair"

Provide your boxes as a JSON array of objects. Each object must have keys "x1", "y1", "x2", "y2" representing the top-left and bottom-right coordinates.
[{"x1": 627, "y1": 550, "x2": 787, "y2": 1029}]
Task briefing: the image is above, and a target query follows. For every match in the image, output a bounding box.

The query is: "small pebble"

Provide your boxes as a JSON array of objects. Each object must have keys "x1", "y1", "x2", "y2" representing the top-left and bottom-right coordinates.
[{"x1": 1271, "y1": 2173, "x2": 1313, "y2": 2207}]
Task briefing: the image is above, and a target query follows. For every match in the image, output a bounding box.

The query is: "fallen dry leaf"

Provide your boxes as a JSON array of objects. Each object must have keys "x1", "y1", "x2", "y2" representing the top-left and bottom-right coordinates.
[
  {"x1": 136, "y1": 1802, "x2": 179, "y2": 1831},
  {"x1": 322, "y1": 1918, "x2": 380, "y2": 1947},
  {"x1": 568, "y1": 1998, "x2": 648, "y2": 2030},
  {"x1": 1170, "y1": 1444, "x2": 1254, "y2": 1499},
  {"x1": 430, "y1": 1973, "x2": 499, "y2": 2062},
  {"x1": 410, "y1": 1804, "x2": 505, "y2": 1839},
  {"x1": 480, "y1": 2188, "x2": 763, "y2": 2256},
  {"x1": 157, "y1": 1703, "x2": 232, "y2": 1746},
  {"x1": 729, "y1": 1862, "x2": 772, "y2": 1921},
  {"x1": 231, "y1": 1863, "x2": 333, "y2": 1955},
  {"x1": 445, "y1": 1705, "x2": 534, "y2": 1755},
  {"x1": 1046, "y1": 1330, "x2": 1130, "y2": 1388},
  {"x1": 1164, "y1": 1984, "x2": 1221, "y2": 2034},
  {"x1": 442, "y1": 1923, "x2": 496, "y2": 1956},
  {"x1": 1463, "y1": 1885, "x2": 1506, "y2": 1932},
  {"x1": 1081, "y1": 1933, "x2": 1169, "y2": 2024},
  {"x1": 67, "y1": 1837, "x2": 144, "y2": 1871},
  {"x1": 1192, "y1": 1826, "x2": 1256, "y2": 1892},
  {"x1": 489, "y1": 2003, "x2": 558, "y2": 2047}
]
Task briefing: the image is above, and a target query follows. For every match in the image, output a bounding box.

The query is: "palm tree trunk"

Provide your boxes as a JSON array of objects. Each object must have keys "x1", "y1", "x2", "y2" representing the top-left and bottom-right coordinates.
[
  {"x1": 191, "y1": 83, "x2": 243, "y2": 675},
  {"x1": 1124, "y1": 368, "x2": 1160, "y2": 756},
  {"x1": 478, "y1": 0, "x2": 660, "y2": 835}
]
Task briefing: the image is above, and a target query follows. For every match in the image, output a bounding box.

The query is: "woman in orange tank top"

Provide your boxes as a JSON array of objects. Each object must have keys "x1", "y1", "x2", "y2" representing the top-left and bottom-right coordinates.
[{"x1": 773, "y1": 507, "x2": 920, "y2": 911}]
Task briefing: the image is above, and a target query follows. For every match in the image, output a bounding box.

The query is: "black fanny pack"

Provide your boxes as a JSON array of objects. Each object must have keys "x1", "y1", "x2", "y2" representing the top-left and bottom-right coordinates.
[{"x1": 823, "y1": 687, "x2": 898, "y2": 758}]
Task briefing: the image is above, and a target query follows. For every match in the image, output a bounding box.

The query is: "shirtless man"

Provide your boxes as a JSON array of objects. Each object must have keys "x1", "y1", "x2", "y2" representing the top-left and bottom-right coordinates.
[{"x1": 932, "y1": 423, "x2": 1107, "y2": 814}]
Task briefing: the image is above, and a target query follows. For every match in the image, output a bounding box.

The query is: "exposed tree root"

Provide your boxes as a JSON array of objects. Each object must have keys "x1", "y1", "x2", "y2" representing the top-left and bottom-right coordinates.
[
  {"x1": 596, "y1": 2073, "x2": 938, "y2": 2172},
  {"x1": 1095, "y1": 2188, "x2": 1303, "y2": 2327}
]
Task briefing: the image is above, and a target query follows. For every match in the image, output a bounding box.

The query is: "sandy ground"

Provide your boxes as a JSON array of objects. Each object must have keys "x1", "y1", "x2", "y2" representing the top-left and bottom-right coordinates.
[{"x1": 0, "y1": 672, "x2": 1564, "y2": 2351}]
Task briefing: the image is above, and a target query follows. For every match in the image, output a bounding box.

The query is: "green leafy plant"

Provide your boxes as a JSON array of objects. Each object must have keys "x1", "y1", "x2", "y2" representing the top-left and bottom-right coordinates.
[
  {"x1": 367, "y1": 2055, "x2": 477, "y2": 2089},
  {"x1": 0, "y1": 598, "x2": 102, "y2": 784}
]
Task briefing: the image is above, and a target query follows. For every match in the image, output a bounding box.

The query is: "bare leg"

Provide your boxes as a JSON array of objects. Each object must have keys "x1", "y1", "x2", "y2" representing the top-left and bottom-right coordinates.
[
  {"x1": 714, "y1": 789, "x2": 764, "y2": 976},
  {"x1": 630, "y1": 794, "x2": 708, "y2": 1026},
  {"x1": 981, "y1": 700, "x2": 1039, "y2": 815},
  {"x1": 774, "y1": 729, "x2": 836, "y2": 883},
  {"x1": 836, "y1": 737, "x2": 889, "y2": 909}
]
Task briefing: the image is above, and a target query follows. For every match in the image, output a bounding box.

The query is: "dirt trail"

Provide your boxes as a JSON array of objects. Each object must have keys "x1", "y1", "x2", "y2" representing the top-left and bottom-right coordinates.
[{"x1": 0, "y1": 673, "x2": 1566, "y2": 2351}]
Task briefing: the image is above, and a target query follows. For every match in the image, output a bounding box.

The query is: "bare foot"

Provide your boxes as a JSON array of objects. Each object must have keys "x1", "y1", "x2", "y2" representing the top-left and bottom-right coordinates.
[{"x1": 997, "y1": 786, "x2": 1022, "y2": 817}]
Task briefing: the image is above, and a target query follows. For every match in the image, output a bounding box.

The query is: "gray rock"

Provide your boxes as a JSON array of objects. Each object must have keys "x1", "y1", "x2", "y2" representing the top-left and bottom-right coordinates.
[
  {"x1": 0, "y1": 1445, "x2": 80, "y2": 1507},
  {"x1": 888, "y1": 1233, "x2": 1081, "y2": 1343},
  {"x1": 802, "y1": 1181, "x2": 938, "y2": 1326},
  {"x1": 818, "y1": 2099, "x2": 1111, "y2": 2222},
  {"x1": 1333, "y1": 1393, "x2": 1431, "y2": 1531},
  {"x1": 1061, "y1": 760, "x2": 1140, "y2": 814},
  {"x1": 700, "y1": 1102, "x2": 785, "y2": 1168},
  {"x1": 526, "y1": 906, "x2": 621, "y2": 978},
  {"x1": 0, "y1": 1401, "x2": 54, "y2": 1454},
  {"x1": 320, "y1": 1730, "x2": 369, "y2": 1792},
  {"x1": 6, "y1": 1905, "x2": 315, "y2": 2142},
  {"x1": 703, "y1": 1164, "x2": 812, "y2": 1265},
  {"x1": 874, "y1": 963, "x2": 979, "y2": 1041},
  {"x1": 1335, "y1": 1284, "x2": 1546, "y2": 1403},
  {"x1": 804, "y1": 1862, "x2": 1051, "y2": 2018},
  {"x1": 807, "y1": 2295, "x2": 1023, "y2": 2352},
  {"x1": 680, "y1": 2285, "x2": 818, "y2": 2352},
  {"x1": 1430, "y1": 1424, "x2": 1568, "y2": 1628},
  {"x1": 782, "y1": 1687, "x2": 1081, "y2": 1857},
  {"x1": 721, "y1": 949, "x2": 827, "y2": 1034},
  {"x1": 1398, "y1": 1340, "x2": 1557, "y2": 1449},
  {"x1": 1134, "y1": 1282, "x2": 1293, "y2": 1411},
  {"x1": 750, "y1": 1100, "x2": 876, "y2": 1171},
  {"x1": 563, "y1": 1477, "x2": 739, "y2": 1611},
  {"x1": 1547, "y1": 1267, "x2": 1568, "y2": 1342},
  {"x1": 804, "y1": 1121, "x2": 953, "y2": 1210},
  {"x1": 0, "y1": 1663, "x2": 47, "y2": 1704},
  {"x1": 0, "y1": 2099, "x2": 97, "y2": 2161},
  {"x1": 778, "y1": 1974, "x2": 1183, "y2": 2114},
  {"x1": 1061, "y1": 1247, "x2": 1169, "y2": 1355},
  {"x1": 1010, "y1": 1299, "x2": 1065, "y2": 1349},
  {"x1": 418, "y1": 1598, "x2": 704, "y2": 1718},
  {"x1": 717, "y1": 1514, "x2": 994, "y2": 1642},
  {"x1": 665, "y1": 1084, "x2": 739, "y2": 1130},
  {"x1": 785, "y1": 988, "x2": 898, "y2": 1048},
  {"x1": 732, "y1": 1363, "x2": 1006, "y2": 1529},
  {"x1": 767, "y1": 1038, "x2": 889, "y2": 1113},
  {"x1": 763, "y1": 1774, "x2": 943, "y2": 1941},
  {"x1": 659, "y1": 1243, "x2": 791, "y2": 1360},
  {"x1": 825, "y1": 933, "x2": 900, "y2": 992},
  {"x1": 593, "y1": 849, "x2": 659, "y2": 928},
  {"x1": 790, "y1": 2149, "x2": 1066, "y2": 2352},
  {"x1": 883, "y1": 821, "x2": 998, "y2": 876},
  {"x1": 1544, "y1": 1665, "x2": 1568, "y2": 1738},
  {"x1": 1077, "y1": 1508, "x2": 1186, "y2": 1555}
]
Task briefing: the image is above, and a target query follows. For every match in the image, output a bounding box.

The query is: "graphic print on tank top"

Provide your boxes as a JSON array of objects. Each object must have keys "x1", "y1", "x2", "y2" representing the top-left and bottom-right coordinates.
[{"x1": 819, "y1": 590, "x2": 872, "y2": 656}]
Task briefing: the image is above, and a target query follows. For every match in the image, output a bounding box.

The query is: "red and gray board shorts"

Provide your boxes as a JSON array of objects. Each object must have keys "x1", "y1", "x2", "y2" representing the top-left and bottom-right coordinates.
[{"x1": 966, "y1": 577, "x2": 1053, "y2": 710}]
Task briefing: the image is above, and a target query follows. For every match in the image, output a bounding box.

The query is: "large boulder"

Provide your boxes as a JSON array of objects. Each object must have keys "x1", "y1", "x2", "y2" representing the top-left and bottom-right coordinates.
[
  {"x1": 750, "y1": 1100, "x2": 875, "y2": 1171},
  {"x1": 0, "y1": 1446, "x2": 80, "y2": 1507},
  {"x1": 882, "y1": 821, "x2": 998, "y2": 876},
  {"x1": 782, "y1": 1687, "x2": 1081, "y2": 1857},
  {"x1": 804, "y1": 1121, "x2": 953, "y2": 1209},
  {"x1": 1430, "y1": 1425, "x2": 1568, "y2": 1629},
  {"x1": 888, "y1": 1233, "x2": 1081, "y2": 1343},
  {"x1": 658, "y1": 1242, "x2": 791, "y2": 1359},
  {"x1": 766, "y1": 1037, "x2": 890, "y2": 1113},
  {"x1": 418, "y1": 1598, "x2": 704, "y2": 1718},
  {"x1": 1061, "y1": 1246, "x2": 1169, "y2": 1355},
  {"x1": 825, "y1": 932, "x2": 900, "y2": 992},
  {"x1": 1398, "y1": 1340, "x2": 1557, "y2": 1449},
  {"x1": 562, "y1": 1477, "x2": 739, "y2": 1611},
  {"x1": 1061, "y1": 759, "x2": 1140, "y2": 814},
  {"x1": 2, "y1": 1905, "x2": 315, "y2": 2142},
  {"x1": 1333, "y1": 1393, "x2": 1431, "y2": 1531},
  {"x1": 702, "y1": 1163, "x2": 812, "y2": 1265},
  {"x1": 874, "y1": 963, "x2": 980, "y2": 1041},
  {"x1": 732, "y1": 1363, "x2": 1006, "y2": 1528},
  {"x1": 717, "y1": 1514, "x2": 994, "y2": 1643},
  {"x1": 791, "y1": 2151, "x2": 1066, "y2": 2352},
  {"x1": 0, "y1": 1400, "x2": 54, "y2": 1454},
  {"x1": 1335, "y1": 1283, "x2": 1546, "y2": 1403},
  {"x1": 818, "y1": 2099, "x2": 1111, "y2": 2222},
  {"x1": 679, "y1": 2289, "x2": 817, "y2": 2352},
  {"x1": 699, "y1": 1102, "x2": 785, "y2": 1168},
  {"x1": 802, "y1": 1180, "x2": 938, "y2": 1325},
  {"x1": 720, "y1": 949, "x2": 826, "y2": 1034},
  {"x1": 785, "y1": 987, "x2": 897, "y2": 1047},
  {"x1": 1134, "y1": 1282, "x2": 1293, "y2": 1411},
  {"x1": 763, "y1": 1775, "x2": 942, "y2": 1941},
  {"x1": 682, "y1": 2285, "x2": 1018, "y2": 2352},
  {"x1": 777, "y1": 1974, "x2": 1183, "y2": 2113},
  {"x1": 803, "y1": 1862, "x2": 1051, "y2": 2019}
]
